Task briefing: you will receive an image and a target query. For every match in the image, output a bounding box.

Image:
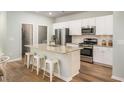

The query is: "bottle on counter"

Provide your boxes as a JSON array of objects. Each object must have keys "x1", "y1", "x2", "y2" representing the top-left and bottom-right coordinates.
[
  {"x1": 102, "y1": 40, "x2": 107, "y2": 46},
  {"x1": 108, "y1": 40, "x2": 113, "y2": 46}
]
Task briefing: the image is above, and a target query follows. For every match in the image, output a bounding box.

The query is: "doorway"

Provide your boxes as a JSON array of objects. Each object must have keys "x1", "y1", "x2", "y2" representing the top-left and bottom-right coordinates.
[
  {"x1": 38, "y1": 26, "x2": 47, "y2": 44},
  {"x1": 22, "y1": 24, "x2": 33, "y2": 56}
]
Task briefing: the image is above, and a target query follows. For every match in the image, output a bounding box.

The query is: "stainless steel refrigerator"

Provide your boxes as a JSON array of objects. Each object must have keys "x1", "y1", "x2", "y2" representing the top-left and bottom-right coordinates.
[
  {"x1": 55, "y1": 29, "x2": 61, "y2": 45},
  {"x1": 38, "y1": 26, "x2": 47, "y2": 44},
  {"x1": 54, "y1": 28, "x2": 72, "y2": 45},
  {"x1": 22, "y1": 24, "x2": 33, "y2": 56}
]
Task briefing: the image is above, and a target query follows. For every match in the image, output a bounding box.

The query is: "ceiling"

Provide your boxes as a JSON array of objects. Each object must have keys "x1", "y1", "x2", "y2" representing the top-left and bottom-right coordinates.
[{"x1": 34, "y1": 11, "x2": 83, "y2": 18}]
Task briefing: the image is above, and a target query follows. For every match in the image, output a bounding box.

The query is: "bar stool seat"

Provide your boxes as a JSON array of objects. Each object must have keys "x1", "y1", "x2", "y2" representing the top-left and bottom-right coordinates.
[
  {"x1": 32, "y1": 55, "x2": 46, "y2": 75},
  {"x1": 43, "y1": 58, "x2": 60, "y2": 82},
  {"x1": 25, "y1": 52, "x2": 33, "y2": 69}
]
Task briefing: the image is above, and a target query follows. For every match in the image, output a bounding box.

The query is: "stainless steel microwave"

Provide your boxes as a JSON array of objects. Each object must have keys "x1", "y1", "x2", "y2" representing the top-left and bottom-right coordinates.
[{"x1": 81, "y1": 26, "x2": 96, "y2": 35}]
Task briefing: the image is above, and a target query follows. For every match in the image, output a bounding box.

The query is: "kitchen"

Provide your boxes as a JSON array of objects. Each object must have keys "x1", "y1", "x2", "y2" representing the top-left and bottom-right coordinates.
[{"x1": 0, "y1": 11, "x2": 123, "y2": 82}]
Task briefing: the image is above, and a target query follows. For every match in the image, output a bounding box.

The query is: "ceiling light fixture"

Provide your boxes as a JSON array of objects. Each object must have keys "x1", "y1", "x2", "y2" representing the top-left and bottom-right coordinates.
[{"x1": 49, "y1": 12, "x2": 52, "y2": 15}]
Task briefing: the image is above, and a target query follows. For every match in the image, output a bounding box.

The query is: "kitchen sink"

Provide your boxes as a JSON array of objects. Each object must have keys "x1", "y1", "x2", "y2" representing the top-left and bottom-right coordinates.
[{"x1": 49, "y1": 45, "x2": 60, "y2": 47}]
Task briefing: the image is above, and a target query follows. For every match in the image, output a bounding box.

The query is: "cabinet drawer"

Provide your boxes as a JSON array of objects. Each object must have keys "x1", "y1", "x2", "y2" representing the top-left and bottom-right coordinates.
[{"x1": 93, "y1": 46, "x2": 113, "y2": 65}]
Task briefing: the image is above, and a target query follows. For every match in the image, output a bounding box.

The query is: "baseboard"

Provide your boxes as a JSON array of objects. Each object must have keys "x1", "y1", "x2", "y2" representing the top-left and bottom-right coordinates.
[
  {"x1": 72, "y1": 71, "x2": 79, "y2": 77},
  {"x1": 8, "y1": 57, "x2": 22, "y2": 62},
  {"x1": 43, "y1": 69, "x2": 72, "y2": 82},
  {"x1": 111, "y1": 75, "x2": 124, "y2": 82},
  {"x1": 94, "y1": 62, "x2": 112, "y2": 68},
  {"x1": 54, "y1": 73, "x2": 72, "y2": 82}
]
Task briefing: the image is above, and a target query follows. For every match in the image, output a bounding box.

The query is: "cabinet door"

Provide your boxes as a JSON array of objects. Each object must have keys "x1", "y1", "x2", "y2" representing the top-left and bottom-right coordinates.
[
  {"x1": 93, "y1": 46, "x2": 113, "y2": 66},
  {"x1": 60, "y1": 22, "x2": 69, "y2": 28},
  {"x1": 82, "y1": 18, "x2": 89, "y2": 27},
  {"x1": 96, "y1": 16, "x2": 105, "y2": 35},
  {"x1": 88, "y1": 17, "x2": 96, "y2": 26},
  {"x1": 96, "y1": 15, "x2": 113, "y2": 35},
  {"x1": 53, "y1": 22, "x2": 69, "y2": 29},
  {"x1": 93, "y1": 46, "x2": 103, "y2": 63},
  {"x1": 69, "y1": 20, "x2": 81, "y2": 35},
  {"x1": 53, "y1": 23, "x2": 62, "y2": 34},
  {"x1": 103, "y1": 48, "x2": 113, "y2": 65},
  {"x1": 53, "y1": 22, "x2": 69, "y2": 35},
  {"x1": 82, "y1": 18, "x2": 96, "y2": 27},
  {"x1": 105, "y1": 15, "x2": 113, "y2": 35}
]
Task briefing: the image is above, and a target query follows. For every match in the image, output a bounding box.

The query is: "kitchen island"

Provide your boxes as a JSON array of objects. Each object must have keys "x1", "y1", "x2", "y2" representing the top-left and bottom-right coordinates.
[{"x1": 25, "y1": 44, "x2": 82, "y2": 81}]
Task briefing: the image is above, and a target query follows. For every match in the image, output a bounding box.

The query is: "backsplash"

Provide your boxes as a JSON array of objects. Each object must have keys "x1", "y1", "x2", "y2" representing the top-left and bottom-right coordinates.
[{"x1": 72, "y1": 35, "x2": 113, "y2": 45}]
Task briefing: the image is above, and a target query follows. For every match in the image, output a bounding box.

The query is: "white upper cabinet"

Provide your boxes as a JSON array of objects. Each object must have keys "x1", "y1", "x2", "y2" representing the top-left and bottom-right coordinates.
[
  {"x1": 53, "y1": 15, "x2": 113, "y2": 35},
  {"x1": 53, "y1": 22, "x2": 69, "y2": 29},
  {"x1": 105, "y1": 15, "x2": 113, "y2": 35},
  {"x1": 53, "y1": 22, "x2": 69, "y2": 35},
  {"x1": 96, "y1": 16, "x2": 105, "y2": 35},
  {"x1": 69, "y1": 20, "x2": 82, "y2": 35},
  {"x1": 82, "y1": 18, "x2": 89, "y2": 27},
  {"x1": 96, "y1": 15, "x2": 113, "y2": 35},
  {"x1": 82, "y1": 17, "x2": 96, "y2": 27}
]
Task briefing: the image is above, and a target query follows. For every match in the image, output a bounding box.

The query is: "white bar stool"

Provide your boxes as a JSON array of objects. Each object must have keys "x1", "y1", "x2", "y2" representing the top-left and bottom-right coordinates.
[
  {"x1": 32, "y1": 55, "x2": 45, "y2": 75},
  {"x1": 25, "y1": 52, "x2": 33, "y2": 69},
  {"x1": 43, "y1": 59, "x2": 60, "y2": 82}
]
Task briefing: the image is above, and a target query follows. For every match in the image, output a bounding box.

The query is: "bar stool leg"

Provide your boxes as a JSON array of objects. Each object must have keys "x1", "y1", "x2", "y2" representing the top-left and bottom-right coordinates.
[
  {"x1": 57, "y1": 62, "x2": 60, "y2": 77},
  {"x1": 1, "y1": 76, "x2": 4, "y2": 81},
  {"x1": 27, "y1": 55, "x2": 30, "y2": 69},
  {"x1": 37, "y1": 58, "x2": 40, "y2": 75},
  {"x1": 31, "y1": 57, "x2": 35, "y2": 72},
  {"x1": 50, "y1": 63, "x2": 53, "y2": 82},
  {"x1": 24, "y1": 55, "x2": 26, "y2": 65},
  {"x1": 43, "y1": 62, "x2": 47, "y2": 79}
]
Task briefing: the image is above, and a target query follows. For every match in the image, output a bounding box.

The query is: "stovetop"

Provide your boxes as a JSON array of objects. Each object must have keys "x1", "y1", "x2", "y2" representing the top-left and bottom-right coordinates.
[
  {"x1": 79, "y1": 43, "x2": 94, "y2": 48},
  {"x1": 79, "y1": 38, "x2": 98, "y2": 47},
  {"x1": 79, "y1": 38, "x2": 97, "y2": 45}
]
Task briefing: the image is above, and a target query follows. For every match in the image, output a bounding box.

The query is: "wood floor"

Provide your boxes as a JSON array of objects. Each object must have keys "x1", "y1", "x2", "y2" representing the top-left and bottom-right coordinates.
[{"x1": 2, "y1": 60, "x2": 119, "y2": 82}]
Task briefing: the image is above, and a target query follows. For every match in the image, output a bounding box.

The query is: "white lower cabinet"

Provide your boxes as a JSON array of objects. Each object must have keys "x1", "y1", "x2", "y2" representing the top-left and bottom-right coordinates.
[{"x1": 93, "y1": 46, "x2": 113, "y2": 65}]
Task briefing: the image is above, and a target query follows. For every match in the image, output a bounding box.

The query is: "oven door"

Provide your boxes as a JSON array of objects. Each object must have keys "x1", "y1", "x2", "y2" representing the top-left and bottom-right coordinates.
[
  {"x1": 80, "y1": 48, "x2": 93, "y2": 57},
  {"x1": 80, "y1": 48, "x2": 93, "y2": 63}
]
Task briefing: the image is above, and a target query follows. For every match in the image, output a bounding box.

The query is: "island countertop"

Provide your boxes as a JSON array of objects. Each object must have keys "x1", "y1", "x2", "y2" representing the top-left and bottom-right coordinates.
[{"x1": 25, "y1": 44, "x2": 83, "y2": 54}]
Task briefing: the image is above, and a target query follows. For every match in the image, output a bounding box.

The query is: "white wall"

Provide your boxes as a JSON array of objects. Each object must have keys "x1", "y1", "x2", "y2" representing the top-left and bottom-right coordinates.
[
  {"x1": 55, "y1": 11, "x2": 113, "y2": 22},
  {"x1": 112, "y1": 12, "x2": 124, "y2": 81},
  {"x1": 0, "y1": 12, "x2": 7, "y2": 53},
  {"x1": 6, "y1": 12, "x2": 54, "y2": 59}
]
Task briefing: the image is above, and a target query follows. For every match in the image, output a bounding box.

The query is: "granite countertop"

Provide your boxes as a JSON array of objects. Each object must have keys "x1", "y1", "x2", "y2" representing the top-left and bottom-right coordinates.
[
  {"x1": 94, "y1": 44, "x2": 113, "y2": 48},
  {"x1": 25, "y1": 44, "x2": 83, "y2": 54},
  {"x1": 66, "y1": 43, "x2": 79, "y2": 45}
]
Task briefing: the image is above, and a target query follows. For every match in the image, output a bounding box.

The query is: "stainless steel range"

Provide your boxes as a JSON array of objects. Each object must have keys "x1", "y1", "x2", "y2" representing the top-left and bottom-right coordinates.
[{"x1": 79, "y1": 38, "x2": 97, "y2": 63}]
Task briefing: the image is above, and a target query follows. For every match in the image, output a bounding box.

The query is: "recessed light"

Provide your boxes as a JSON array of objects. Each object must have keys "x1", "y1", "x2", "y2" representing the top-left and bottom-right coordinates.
[{"x1": 49, "y1": 12, "x2": 52, "y2": 15}]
